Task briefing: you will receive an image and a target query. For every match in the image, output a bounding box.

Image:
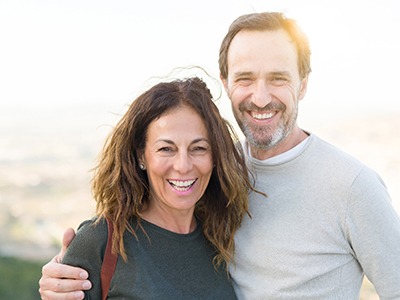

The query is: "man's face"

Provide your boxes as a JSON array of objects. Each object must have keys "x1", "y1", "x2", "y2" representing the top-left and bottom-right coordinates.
[{"x1": 222, "y1": 29, "x2": 307, "y2": 157}]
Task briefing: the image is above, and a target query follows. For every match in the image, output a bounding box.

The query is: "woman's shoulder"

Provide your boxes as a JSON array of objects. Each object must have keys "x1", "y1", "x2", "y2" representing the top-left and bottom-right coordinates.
[
  {"x1": 73, "y1": 217, "x2": 109, "y2": 247},
  {"x1": 62, "y1": 217, "x2": 109, "y2": 264}
]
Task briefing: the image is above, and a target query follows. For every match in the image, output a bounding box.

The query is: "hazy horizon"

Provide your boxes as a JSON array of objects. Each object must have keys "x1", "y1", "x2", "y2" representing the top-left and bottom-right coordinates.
[{"x1": 1, "y1": 0, "x2": 399, "y2": 263}]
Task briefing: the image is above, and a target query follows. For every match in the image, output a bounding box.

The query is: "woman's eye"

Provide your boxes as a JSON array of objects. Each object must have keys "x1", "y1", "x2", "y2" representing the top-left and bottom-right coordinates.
[
  {"x1": 191, "y1": 146, "x2": 209, "y2": 154},
  {"x1": 194, "y1": 146, "x2": 205, "y2": 151},
  {"x1": 158, "y1": 147, "x2": 173, "y2": 152}
]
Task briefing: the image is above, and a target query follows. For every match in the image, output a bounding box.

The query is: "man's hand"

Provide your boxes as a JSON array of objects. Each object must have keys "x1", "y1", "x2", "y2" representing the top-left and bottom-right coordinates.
[{"x1": 38, "y1": 228, "x2": 92, "y2": 300}]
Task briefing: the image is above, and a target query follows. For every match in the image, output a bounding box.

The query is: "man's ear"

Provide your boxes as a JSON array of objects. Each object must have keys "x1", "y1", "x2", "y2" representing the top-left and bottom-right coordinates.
[
  {"x1": 220, "y1": 74, "x2": 229, "y2": 93},
  {"x1": 298, "y1": 76, "x2": 309, "y2": 101}
]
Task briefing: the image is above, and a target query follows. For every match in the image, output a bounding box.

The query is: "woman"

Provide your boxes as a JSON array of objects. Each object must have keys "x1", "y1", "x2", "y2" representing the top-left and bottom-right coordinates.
[{"x1": 61, "y1": 77, "x2": 254, "y2": 299}]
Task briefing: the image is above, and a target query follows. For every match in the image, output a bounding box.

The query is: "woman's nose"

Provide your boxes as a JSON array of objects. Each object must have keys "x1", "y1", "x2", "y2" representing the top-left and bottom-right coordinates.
[{"x1": 173, "y1": 152, "x2": 192, "y2": 173}]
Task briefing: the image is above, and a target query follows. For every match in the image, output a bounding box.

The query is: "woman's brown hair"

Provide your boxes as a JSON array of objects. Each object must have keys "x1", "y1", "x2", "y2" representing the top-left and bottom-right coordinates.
[{"x1": 92, "y1": 76, "x2": 254, "y2": 269}]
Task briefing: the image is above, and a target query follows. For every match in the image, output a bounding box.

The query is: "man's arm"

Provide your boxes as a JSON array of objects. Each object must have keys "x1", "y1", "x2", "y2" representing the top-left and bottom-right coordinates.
[{"x1": 38, "y1": 228, "x2": 92, "y2": 300}]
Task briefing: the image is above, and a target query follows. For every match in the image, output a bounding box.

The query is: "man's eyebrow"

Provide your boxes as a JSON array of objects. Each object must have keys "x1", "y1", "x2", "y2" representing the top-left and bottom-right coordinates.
[
  {"x1": 232, "y1": 71, "x2": 291, "y2": 78},
  {"x1": 233, "y1": 71, "x2": 253, "y2": 78},
  {"x1": 269, "y1": 71, "x2": 291, "y2": 76}
]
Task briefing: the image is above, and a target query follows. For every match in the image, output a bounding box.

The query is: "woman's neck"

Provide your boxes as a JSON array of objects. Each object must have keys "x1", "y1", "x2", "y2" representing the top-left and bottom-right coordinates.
[{"x1": 140, "y1": 204, "x2": 197, "y2": 234}]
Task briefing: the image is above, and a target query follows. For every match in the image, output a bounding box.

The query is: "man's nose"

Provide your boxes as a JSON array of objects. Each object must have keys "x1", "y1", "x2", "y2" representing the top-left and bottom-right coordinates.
[{"x1": 252, "y1": 81, "x2": 272, "y2": 108}]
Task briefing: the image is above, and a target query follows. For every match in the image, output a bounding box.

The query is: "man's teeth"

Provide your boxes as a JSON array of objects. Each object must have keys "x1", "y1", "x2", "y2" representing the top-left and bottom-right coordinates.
[
  {"x1": 252, "y1": 112, "x2": 274, "y2": 120},
  {"x1": 169, "y1": 180, "x2": 196, "y2": 191}
]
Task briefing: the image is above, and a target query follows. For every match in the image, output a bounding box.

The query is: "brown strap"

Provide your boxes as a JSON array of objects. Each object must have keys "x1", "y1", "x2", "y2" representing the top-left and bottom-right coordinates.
[{"x1": 101, "y1": 218, "x2": 118, "y2": 300}]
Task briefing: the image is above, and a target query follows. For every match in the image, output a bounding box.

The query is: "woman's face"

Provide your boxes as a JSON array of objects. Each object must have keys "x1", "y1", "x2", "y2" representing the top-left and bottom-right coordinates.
[{"x1": 141, "y1": 105, "x2": 213, "y2": 215}]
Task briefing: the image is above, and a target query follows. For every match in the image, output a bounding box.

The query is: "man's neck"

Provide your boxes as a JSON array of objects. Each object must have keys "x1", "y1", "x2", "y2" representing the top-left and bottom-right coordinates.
[{"x1": 250, "y1": 128, "x2": 309, "y2": 161}]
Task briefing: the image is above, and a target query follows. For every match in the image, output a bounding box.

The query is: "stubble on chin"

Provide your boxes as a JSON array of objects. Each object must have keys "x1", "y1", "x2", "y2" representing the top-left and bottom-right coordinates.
[
  {"x1": 240, "y1": 103, "x2": 299, "y2": 152},
  {"x1": 243, "y1": 122, "x2": 286, "y2": 151}
]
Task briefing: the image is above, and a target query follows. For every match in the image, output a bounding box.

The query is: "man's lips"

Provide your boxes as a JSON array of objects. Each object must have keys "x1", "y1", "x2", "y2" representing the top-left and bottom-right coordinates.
[{"x1": 251, "y1": 111, "x2": 275, "y2": 120}]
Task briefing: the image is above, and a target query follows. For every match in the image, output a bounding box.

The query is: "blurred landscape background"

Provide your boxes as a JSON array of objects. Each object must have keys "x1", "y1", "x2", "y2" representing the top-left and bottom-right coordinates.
[
  {"x1": 1, "y1": 90, "x2": 399, "y2": 300},
  {"x1": 1, "y1": 0, "x2": 399, "y2": 299},
  {"x1": 1, "y1": 97, "x2": 399, "y2": 262}
]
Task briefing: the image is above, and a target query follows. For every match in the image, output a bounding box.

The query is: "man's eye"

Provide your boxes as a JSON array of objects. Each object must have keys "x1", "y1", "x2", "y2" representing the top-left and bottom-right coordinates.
[
  {"x1": 236, "y1": 78, "x2": 252, "y2": 83},
  {"x1": 271, "y1": 77, "x2": 288, "y2": 85}
]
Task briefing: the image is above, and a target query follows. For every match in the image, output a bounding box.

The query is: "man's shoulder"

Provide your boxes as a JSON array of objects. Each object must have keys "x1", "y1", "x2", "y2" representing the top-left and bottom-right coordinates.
[{"x1": 308, "y1": 134, "x2": 363, "y2": 165}]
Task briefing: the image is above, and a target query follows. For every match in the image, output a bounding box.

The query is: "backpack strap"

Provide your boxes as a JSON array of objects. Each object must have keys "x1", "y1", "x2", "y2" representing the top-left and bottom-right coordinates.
[{"x1": 101, "y1": 217, "x2": 118, "y2": 300}]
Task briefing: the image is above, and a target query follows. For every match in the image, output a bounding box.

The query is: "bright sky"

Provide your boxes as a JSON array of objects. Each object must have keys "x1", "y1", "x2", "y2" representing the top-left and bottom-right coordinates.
[
  {"x1": 1, "y1": 0, "x2": 400, "y2": 116},
  {"x1": 1, "y1": 1, "x2": 399, "y2": 213}
]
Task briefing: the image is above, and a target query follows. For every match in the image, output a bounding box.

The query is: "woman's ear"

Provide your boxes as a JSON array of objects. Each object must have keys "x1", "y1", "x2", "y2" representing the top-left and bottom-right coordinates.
[{"x1": 137, "y1": 151, "x2": 146, "y2": 170}]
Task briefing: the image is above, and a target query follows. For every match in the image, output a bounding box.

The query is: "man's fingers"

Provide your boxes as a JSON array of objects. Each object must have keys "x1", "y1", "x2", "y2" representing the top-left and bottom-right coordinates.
[
  {"x1": 39, "y1": 261, "x2": 91, "y2": 299},
  {"x1": 41, "y1": 261, "x2": 89, "y2": 281},
  {"x1": 62, "y1": 228, "x2": 76, "y2": 249},
  {"x1": 39, "y1": 277, "x2": 91, "y2": 292},
  {"x1": 39, "y1": 289, "x2": 85, "y2": 300},
  {"x1": 38, "y1": 228, "x2": 90, "y2": 300},
  {"x1": 58, "y1": 228, "x2": 76, "y2": 262},
  {"x1": 39, "y1": 271, "x2": 91, "y2": 289},
  {"x1": 39, "y1": 276, "x2": 91, "y2": 300}
]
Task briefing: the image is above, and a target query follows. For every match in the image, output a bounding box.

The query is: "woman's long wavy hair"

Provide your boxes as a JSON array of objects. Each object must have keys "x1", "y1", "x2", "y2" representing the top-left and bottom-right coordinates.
[{"x1": 93, "y1": 76, "x2": 255, "y2": 269}]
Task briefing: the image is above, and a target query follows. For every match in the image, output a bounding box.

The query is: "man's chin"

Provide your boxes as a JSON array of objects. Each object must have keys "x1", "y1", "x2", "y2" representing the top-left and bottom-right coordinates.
[{"x1": 247, "y1": 131, "x2": 287, "y2": 151}]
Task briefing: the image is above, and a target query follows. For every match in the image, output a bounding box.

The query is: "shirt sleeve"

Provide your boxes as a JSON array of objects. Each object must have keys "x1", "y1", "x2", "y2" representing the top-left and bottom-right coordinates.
[
  {"x1": 346, "y1": 166, "x2": 400, "y2": 299},
  {"x1": 62, "y1": 218, "x2": 108, "y2": 300}
]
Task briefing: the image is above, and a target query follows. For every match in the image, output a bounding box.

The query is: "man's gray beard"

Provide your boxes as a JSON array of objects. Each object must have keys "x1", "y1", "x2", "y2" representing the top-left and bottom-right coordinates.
[
  {"x1": 241, "y1": 123, "x2": 288, "y2": 151},
  {"x1": 235, "y1": 105, "x2": 299, "y2": 151}
]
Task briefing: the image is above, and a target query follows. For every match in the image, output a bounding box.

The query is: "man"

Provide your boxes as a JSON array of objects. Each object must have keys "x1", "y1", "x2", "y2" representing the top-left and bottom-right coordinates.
[{"x1": 39, "y1": 12, "x2": 400, "y2": 299}]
